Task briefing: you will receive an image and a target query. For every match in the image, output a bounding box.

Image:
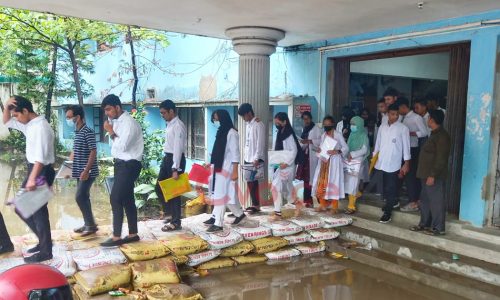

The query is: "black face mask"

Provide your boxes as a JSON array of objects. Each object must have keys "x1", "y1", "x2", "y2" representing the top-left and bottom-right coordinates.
[
  {"x1": 275, "y1": 124, "x2": 283, "y2": 130},
  {"x1": 323, "y1": 125, "x2": 334, "y2": 132}
]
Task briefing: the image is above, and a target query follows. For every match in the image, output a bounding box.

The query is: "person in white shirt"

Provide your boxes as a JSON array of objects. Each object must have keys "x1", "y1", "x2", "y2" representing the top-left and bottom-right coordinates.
[
  {"x1": 426, "y1": 95, "x2": 446, "y2": 116},
  {"x1": 203, "y1": 110, "x2": 245, "y2": 232},
  {"x1": 238, "y1": 103, "x2": 265, "y2": 214},
  {"x1": 373, "y1": 104, "x2": 411, "y2": 223},
  {"x1": 156, "y1": 100, "x2": 187, "y2": 232},
  {"x1": 270, "y1": 112, "x2": 302, "y2": 220},
  {"x1": 311, "y1": 116, "x2": 349, "y2": 214},
  {"x1": 399, "y1": 98, "x2": 428, "y2": 212},
  {"x1": 3, "y1": 96, "x2": 55, "y2": 262},
  {"x1": 296, "y1": 111, "x2": 322, "y2": 208},
  {"x1": 414, "y1": 99, "x2": 431, "y2": 138},
  {"x1": 100, "y1": 94, "x2": 144, "y2": 247}
]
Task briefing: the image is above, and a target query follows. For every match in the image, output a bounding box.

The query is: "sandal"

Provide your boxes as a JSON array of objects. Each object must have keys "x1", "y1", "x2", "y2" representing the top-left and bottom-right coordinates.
[
  {"x1": 245, "y1": 207, "x2": 261, "y2": 215},
  {"x1": 344, "y1": 208, "x2": 356, "y2": 215},
  {"x1": 409, "y1": 225, "x2": 426, "y2": 232},
  {"x1": 268, "y1": 212, "x2": 282, "y2": 221},
  {"x1": 161, "y1": 223, "x2": 182, "y2": 232},
  {"x1": 315, "y1": 206, "x2": 327, "y2": 213}
]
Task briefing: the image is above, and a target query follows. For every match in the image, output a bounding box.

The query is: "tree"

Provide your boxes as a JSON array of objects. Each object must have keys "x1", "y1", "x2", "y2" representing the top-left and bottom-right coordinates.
[{"x1": 0, "y1": 8, "x2": 118, "y2": 106}]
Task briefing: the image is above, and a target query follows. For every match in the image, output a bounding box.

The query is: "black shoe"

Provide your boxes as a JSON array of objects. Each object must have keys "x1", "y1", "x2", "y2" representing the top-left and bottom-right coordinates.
[
  {"x1": 24, "y1": 253, "x2": 53, "y2": 263},
  {"x1": 100, "y1": 238, "x2": 124, "y2": 247},
  {"x1": 424, "y1": 228, "x2": 446, "y2": 236},
  {"x1": 27, "y1": 245, "x2": 40, "y2": 254},
  {"x1": 227, "y1": 213, "x2": 236, "y2": 218},
  {"x1": 203, "y1": 218, "x2": 215, "y2": 225},
  {"x1": 379, "y1": 214, "x2": 392, "y2": 223},
  {"x1": 73, "y1": 226, "x2": 86, "y2": 233},
  {"x1": 0, "y1": 244, "x2": 14, "y2": 255},
  {"x1": 122, "y1": 235, "x2": 140, "y2": 244},
  {"x1": 232, "y1": 214, "x2": 246, "y2": 225},
  {"x1": 80, "y1": 226, "x2": 98, "y2": 237},
  {"x1": 409, "y1": 225, "x2": 426, "y2": 232},
  {"x1": 206, "y1": 225, "x2": 223, "y2": 233}
]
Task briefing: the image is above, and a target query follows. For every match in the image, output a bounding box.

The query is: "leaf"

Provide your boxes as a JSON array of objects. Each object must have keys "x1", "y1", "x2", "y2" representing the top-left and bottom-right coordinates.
[
  {"x1": 134, "y1": 183, "x2": 155, "y2": 194},
  {"x1": 135, "y1": 199, "x2": 146, "y2": 209},
  {"x1": 147, "y1": 192, "x2": 158, "y2": 200}
]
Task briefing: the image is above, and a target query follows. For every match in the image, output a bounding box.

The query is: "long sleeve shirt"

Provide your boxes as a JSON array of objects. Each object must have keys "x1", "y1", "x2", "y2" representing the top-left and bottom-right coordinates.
[
  {"x1": 163, "y1": 116, "x2": 187, "y2": 170},
  {"x1": 402, "y1": 111, "x2": 428, "y2": 147},
  {"x1": 417, "y1": 126, "x2": 451, "y2": 179},
  {"x1": 111, "y1": 111, "x2": 144, "y2": 161},
  {"x1": 373, "y1": 121, "x2": 411, "y2": 173},
  {"x1": 244, "y1": 117, "x2": 266, "y2": 163},
  {"x1": 6, "y1": 116, "x2": 55, "y2": 165},
  {"x1": 273, "y1": 135, "x2": 298, "y2": 166},
  {"x1": 422, "y1": 112, "x2": 431, "y2": 136}
]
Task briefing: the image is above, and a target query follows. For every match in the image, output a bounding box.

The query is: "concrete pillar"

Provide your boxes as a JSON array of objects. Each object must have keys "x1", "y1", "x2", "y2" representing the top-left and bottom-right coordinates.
[{"x1": 225, "y1": 26, "x2": 285, "y2": 206}]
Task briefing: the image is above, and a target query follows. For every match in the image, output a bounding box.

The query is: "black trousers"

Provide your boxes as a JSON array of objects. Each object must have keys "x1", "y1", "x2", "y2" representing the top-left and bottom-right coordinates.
[
  {"x1": 419, "y1": 178, "x2": 446, "y2": 231},
  {"x1": 16, "y1": 163, "x2": 55, "y2": 256},
  {"x1": 404, "y1": 147, "x2": 421, "y2": 203},
  {"x1": 155, "y1": 153, "x2": 186, "y2": 227},
  {"x1": 76, "y1": 177, "x2": 97, "y2": 227},
  {"x1": 0, "y1": 212, "x2": 12, "y2": 248},
  {"x1": 111, "y1": 159, "x2": 142, "y2": 237},
  {"x1": 382, "y1": 170, "x2": 399, "y2": 215},
  {"x1": 245, "y1": 160, "x2": 263, "y2": 207}
]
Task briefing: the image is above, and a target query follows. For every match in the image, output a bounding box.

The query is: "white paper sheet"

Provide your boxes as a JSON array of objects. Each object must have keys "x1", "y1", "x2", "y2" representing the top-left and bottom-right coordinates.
[{"x1": 317, "y1": 136, "x2": 338, "y2": 162}]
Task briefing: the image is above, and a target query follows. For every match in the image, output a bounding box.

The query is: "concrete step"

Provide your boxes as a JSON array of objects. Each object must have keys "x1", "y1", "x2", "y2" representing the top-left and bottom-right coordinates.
[
  {"x1": 344, "y1": 210, "x2": 500, "y2": 265},
  {"x1": 325, "y1": 239, "x2": 500, "y2": 300},
  {"x1": 340, "y1": 196, "x2": 500, "y2": 247},
  {"x1": 338, "y1": 226, "x2": 500, "y2": 288}
]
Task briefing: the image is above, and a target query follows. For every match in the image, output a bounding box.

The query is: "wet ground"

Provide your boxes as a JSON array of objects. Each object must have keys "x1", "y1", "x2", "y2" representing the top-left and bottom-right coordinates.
[{"x1": 0, "y1": 161, "x2": 468, "y2": 299}]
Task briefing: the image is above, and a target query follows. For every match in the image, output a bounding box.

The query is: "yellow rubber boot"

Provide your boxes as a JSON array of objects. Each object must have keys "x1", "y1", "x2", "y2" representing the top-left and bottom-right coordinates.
[{"x1": 347, "y1": 194, "x2": 357, "y2": 211}]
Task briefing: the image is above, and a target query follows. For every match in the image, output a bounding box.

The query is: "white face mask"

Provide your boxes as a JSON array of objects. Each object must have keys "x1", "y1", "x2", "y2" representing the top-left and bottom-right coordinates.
[
  {"x1": 213, "y1": 121, "x2": 220, "y2": 128},
  {"x1": 66, "y1": 118, "x2": 75, "y2": 128}
]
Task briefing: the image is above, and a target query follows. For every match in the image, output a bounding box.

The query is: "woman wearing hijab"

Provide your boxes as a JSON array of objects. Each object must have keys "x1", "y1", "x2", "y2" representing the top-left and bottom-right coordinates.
[
  {"x1": 270, "y1": 112, "x2": 302, "y2": 220},
  {"x1": 344, "y1": 116, "x2": 370, "y2": 214},
  {"x1": 336, "y1": 106, "x2": 354, "y2": 141},
  {"x1": 203, "y1": 110, "x2": 245, "y2": 232},
  {"x1": 312, "y1": 116, "x2": 349, "y2": 214},
  {"x1": 296, "y1": 111, "x2": 322, "y2": 207}
]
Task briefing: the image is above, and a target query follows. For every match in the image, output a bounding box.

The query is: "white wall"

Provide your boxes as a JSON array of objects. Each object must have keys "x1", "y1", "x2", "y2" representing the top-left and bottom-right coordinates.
[{"x1": 350, "y1": 52, "x2": 450, "y2": 80}]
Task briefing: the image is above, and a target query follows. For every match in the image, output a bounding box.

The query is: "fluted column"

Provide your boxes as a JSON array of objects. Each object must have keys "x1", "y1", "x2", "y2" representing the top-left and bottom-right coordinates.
[{"x1": 225, "y1": 27, "x2": 285, "y2": 206}]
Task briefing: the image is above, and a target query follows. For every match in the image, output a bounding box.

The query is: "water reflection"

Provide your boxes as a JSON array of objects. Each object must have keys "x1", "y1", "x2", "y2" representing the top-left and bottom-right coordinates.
[{"x1": 0, "y1": 160, "x2": 112, "y2": 236}]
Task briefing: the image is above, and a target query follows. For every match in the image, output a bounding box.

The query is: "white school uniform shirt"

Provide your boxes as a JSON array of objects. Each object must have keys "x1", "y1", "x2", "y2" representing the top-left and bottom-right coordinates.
[
  {"x1": 402, "y1": 110, "x2": 428, "y2": 148},
  {"x1": 301, "y1": 125, "x2": 322, "y2": 175},
  {"x1": 111, "y1": 111, "x2": 144, "y2": 161},
  {"x1": 163, "y1": 116, "x2": 187, "y2": 170},
  {"x1": 244, "y1": 117, "x2": 266, "y2": 163},
  {"x1": 422, "y1": 112, "x2": 431, "y2": 136},
  {"x1": 381, "y1": 113, "x2": 402, "y2": 125},
  {"x1": 373, "y1": 121, "x2": 411, "y2": 173},
  {"x1": 6, "y1": 116, "x2": 55, "y2": 165}
]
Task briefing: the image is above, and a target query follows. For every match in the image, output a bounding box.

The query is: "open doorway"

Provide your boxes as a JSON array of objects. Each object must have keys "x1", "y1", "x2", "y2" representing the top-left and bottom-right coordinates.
[{"x1": 329, "y1": 43, "x2": 470, "y2": 216}]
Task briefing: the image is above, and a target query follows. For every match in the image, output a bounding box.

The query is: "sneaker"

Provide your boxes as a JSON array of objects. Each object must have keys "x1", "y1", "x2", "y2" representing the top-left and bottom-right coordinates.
[
  {"x1": 400, "y1": 203, "x2": 419, "y2": 212},
  {"x1": 24, "y1": 252, "x2": 53, "y2": 263},
  {"x1": 379, "y1": 214, "x2": 392, "y2": 223},
  {"x1": 203, "y1": 218, "x2": 215, "y2": 225},
  {"x1": 206, "y1": 225, "x2": 223, "y2": 233},
  {"x1": 392, "y1": 202, "x2": 400, "y2": 209},
  {"x1": 27, "y1": 244, "x2": 40, "y2": 254},
  {"x1": 73, "y1": 226, "x2": 86, "y2": 233},
  {"x1": 232, "y1": 214, "x2": 246, "y2": 225}
]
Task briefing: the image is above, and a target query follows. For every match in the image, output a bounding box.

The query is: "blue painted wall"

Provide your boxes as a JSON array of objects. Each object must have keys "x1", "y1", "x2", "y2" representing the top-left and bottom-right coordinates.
[{"x1": 283, "y1": 9, "x2": 500, "y2": 227}]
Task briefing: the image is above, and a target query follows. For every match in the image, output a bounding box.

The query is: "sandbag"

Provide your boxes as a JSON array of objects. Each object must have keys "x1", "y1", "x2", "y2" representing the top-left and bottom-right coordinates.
[
  {"x1": 72, "y1": 247, "x2": 128, "y2": 271},
  {"x1": 231, "y1": 254, "x2": 268, "y2": 265},
  {"x1": 260, "y1": 220, "x2": 302, "y2": 236},
  {"x1": 158, "y1": 232, "x2": 209, "y2": 256},
  {"x1": 186, "y1": 249, "x2": 221, "y2": 267},
  {"x1": 319, "y1": 215, "x2": 353, "y2": 228},
  {"x1": 289, "y1": 216, "x2": 324, "y2": 230},
  {"x1": 131, "y1": 258, "x2": 180, "y2": 289},
  {"x1": 308, "y1": 228, "x2": 340, "y2": 242},
  {"x1": 250, "y1": 237, "x2": 289, "y2": 254},
  {"x1": 185, "y1": 194, "x2": 207, "y2": 217},
  {"x1": 120, "y1": 241, "x2": 170, "y2": 261},
  {"x1": 194, "y1": 227, "x2": 243, "y2": 249},
  {"x1": 44, "y1": 250, "x2": 77, "y2": 277},
  {"x1": 282, "y1": 231, "x2": 311, "y2": 245},
  {"x1": 265, "y1": 247, "x2": 301, "y2": 260},
  {"x1": 219, "y1": 241, "x2": 254, "y2": 257},
  {"x1": 232, "y1": 221, "x2": 272, "y2": 241},
  {"x1": 74, "y1": 264, "x2": 131, "y2": 296},
  {"x1": 145, "y1": 283, "x2": 203, "y2": 300},
  {"x1": 294, "y1": 241, "x2": 326, "y2": 255},
  {"x1": 165, "y1": 255, "x2": 189, "y2": 265},
  {"x1": 197, "y1": 257, "x2": 236, "y2": 270},
  {"x1": 72, "y1": 284, "x2": 140, "y2": 300}
]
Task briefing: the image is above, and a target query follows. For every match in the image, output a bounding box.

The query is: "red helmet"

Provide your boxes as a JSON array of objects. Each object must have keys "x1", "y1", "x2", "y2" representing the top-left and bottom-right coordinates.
[{"x1": 0, "y1": 264, "x2": 73, "y2": 300}]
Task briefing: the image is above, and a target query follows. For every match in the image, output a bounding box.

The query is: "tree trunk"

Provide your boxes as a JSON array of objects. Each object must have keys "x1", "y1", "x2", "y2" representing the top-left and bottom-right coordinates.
[
  {"x1": 45, "y1": 45, "x2": 58, "y2": 119},
  {"x1": 67, "y1": 38, "x2": 84, "y2": 106},
  {"x1": 127, "y1": 26, "x2": 138, "y2": 108}
]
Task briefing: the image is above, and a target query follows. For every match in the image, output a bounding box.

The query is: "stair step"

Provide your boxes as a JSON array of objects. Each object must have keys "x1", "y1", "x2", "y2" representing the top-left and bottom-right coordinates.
[
  {"x1": 326, "y1": 239, "x2": 500, "y2": 300},
  {"x1": 346, "y1": 211, "x2": 500, "y2": 265},
  {"x1": 338, "y1": 226, "x2": 500, "y2": 287}
]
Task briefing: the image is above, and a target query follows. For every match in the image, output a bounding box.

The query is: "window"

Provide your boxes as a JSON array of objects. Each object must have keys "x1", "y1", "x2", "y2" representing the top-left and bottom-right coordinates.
[
  {"x1": 146, "y1": 88, "x2": 156, "y2": 99},
  {"x1": 93, "y1": 107, "x2": 108, "y2": 144},
  {"x1": 178, "y1": 107, "x2": 205, "y2": 160}
]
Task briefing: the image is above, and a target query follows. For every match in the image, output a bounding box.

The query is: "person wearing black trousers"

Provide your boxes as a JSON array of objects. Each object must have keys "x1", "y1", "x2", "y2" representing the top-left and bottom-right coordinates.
[
  {"x1": 0, "y1": 213, "x2": 13, "y2": 255},
  {"x1": 156, "y1": 100, "x2": 187, "y2": 232}
]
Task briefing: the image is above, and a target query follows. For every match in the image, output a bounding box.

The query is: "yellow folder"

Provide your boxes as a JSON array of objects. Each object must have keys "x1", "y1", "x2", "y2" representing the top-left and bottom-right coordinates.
[
  {"x1": 369, "y1": 152, "x2": 379, "y2": 175},
  {"x1": 158, "y1": 173, "x2": 192, "y2": 202}
]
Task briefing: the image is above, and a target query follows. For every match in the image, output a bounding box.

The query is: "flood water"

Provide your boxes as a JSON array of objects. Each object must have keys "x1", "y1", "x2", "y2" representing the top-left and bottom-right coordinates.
[{"x1": 0, "y1": 161, "x2": 467, "y2": 300}]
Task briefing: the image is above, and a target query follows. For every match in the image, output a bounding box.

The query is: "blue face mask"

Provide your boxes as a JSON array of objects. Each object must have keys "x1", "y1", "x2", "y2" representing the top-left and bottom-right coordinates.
[
  {"x1": 66, "y1": 118, "x2": 75, "y2": 128},
  {"x1": 350, "y1": 125, "x2": 358, "y2": 132},
  {"x1": 213, "y1": 121, "x2": 220, "y2": 128}
]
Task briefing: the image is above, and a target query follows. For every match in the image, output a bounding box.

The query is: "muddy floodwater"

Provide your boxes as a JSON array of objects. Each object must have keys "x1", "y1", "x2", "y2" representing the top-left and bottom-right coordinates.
[{"x1": 0, "y1": 161, "x2": 467, "y2": 299}]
